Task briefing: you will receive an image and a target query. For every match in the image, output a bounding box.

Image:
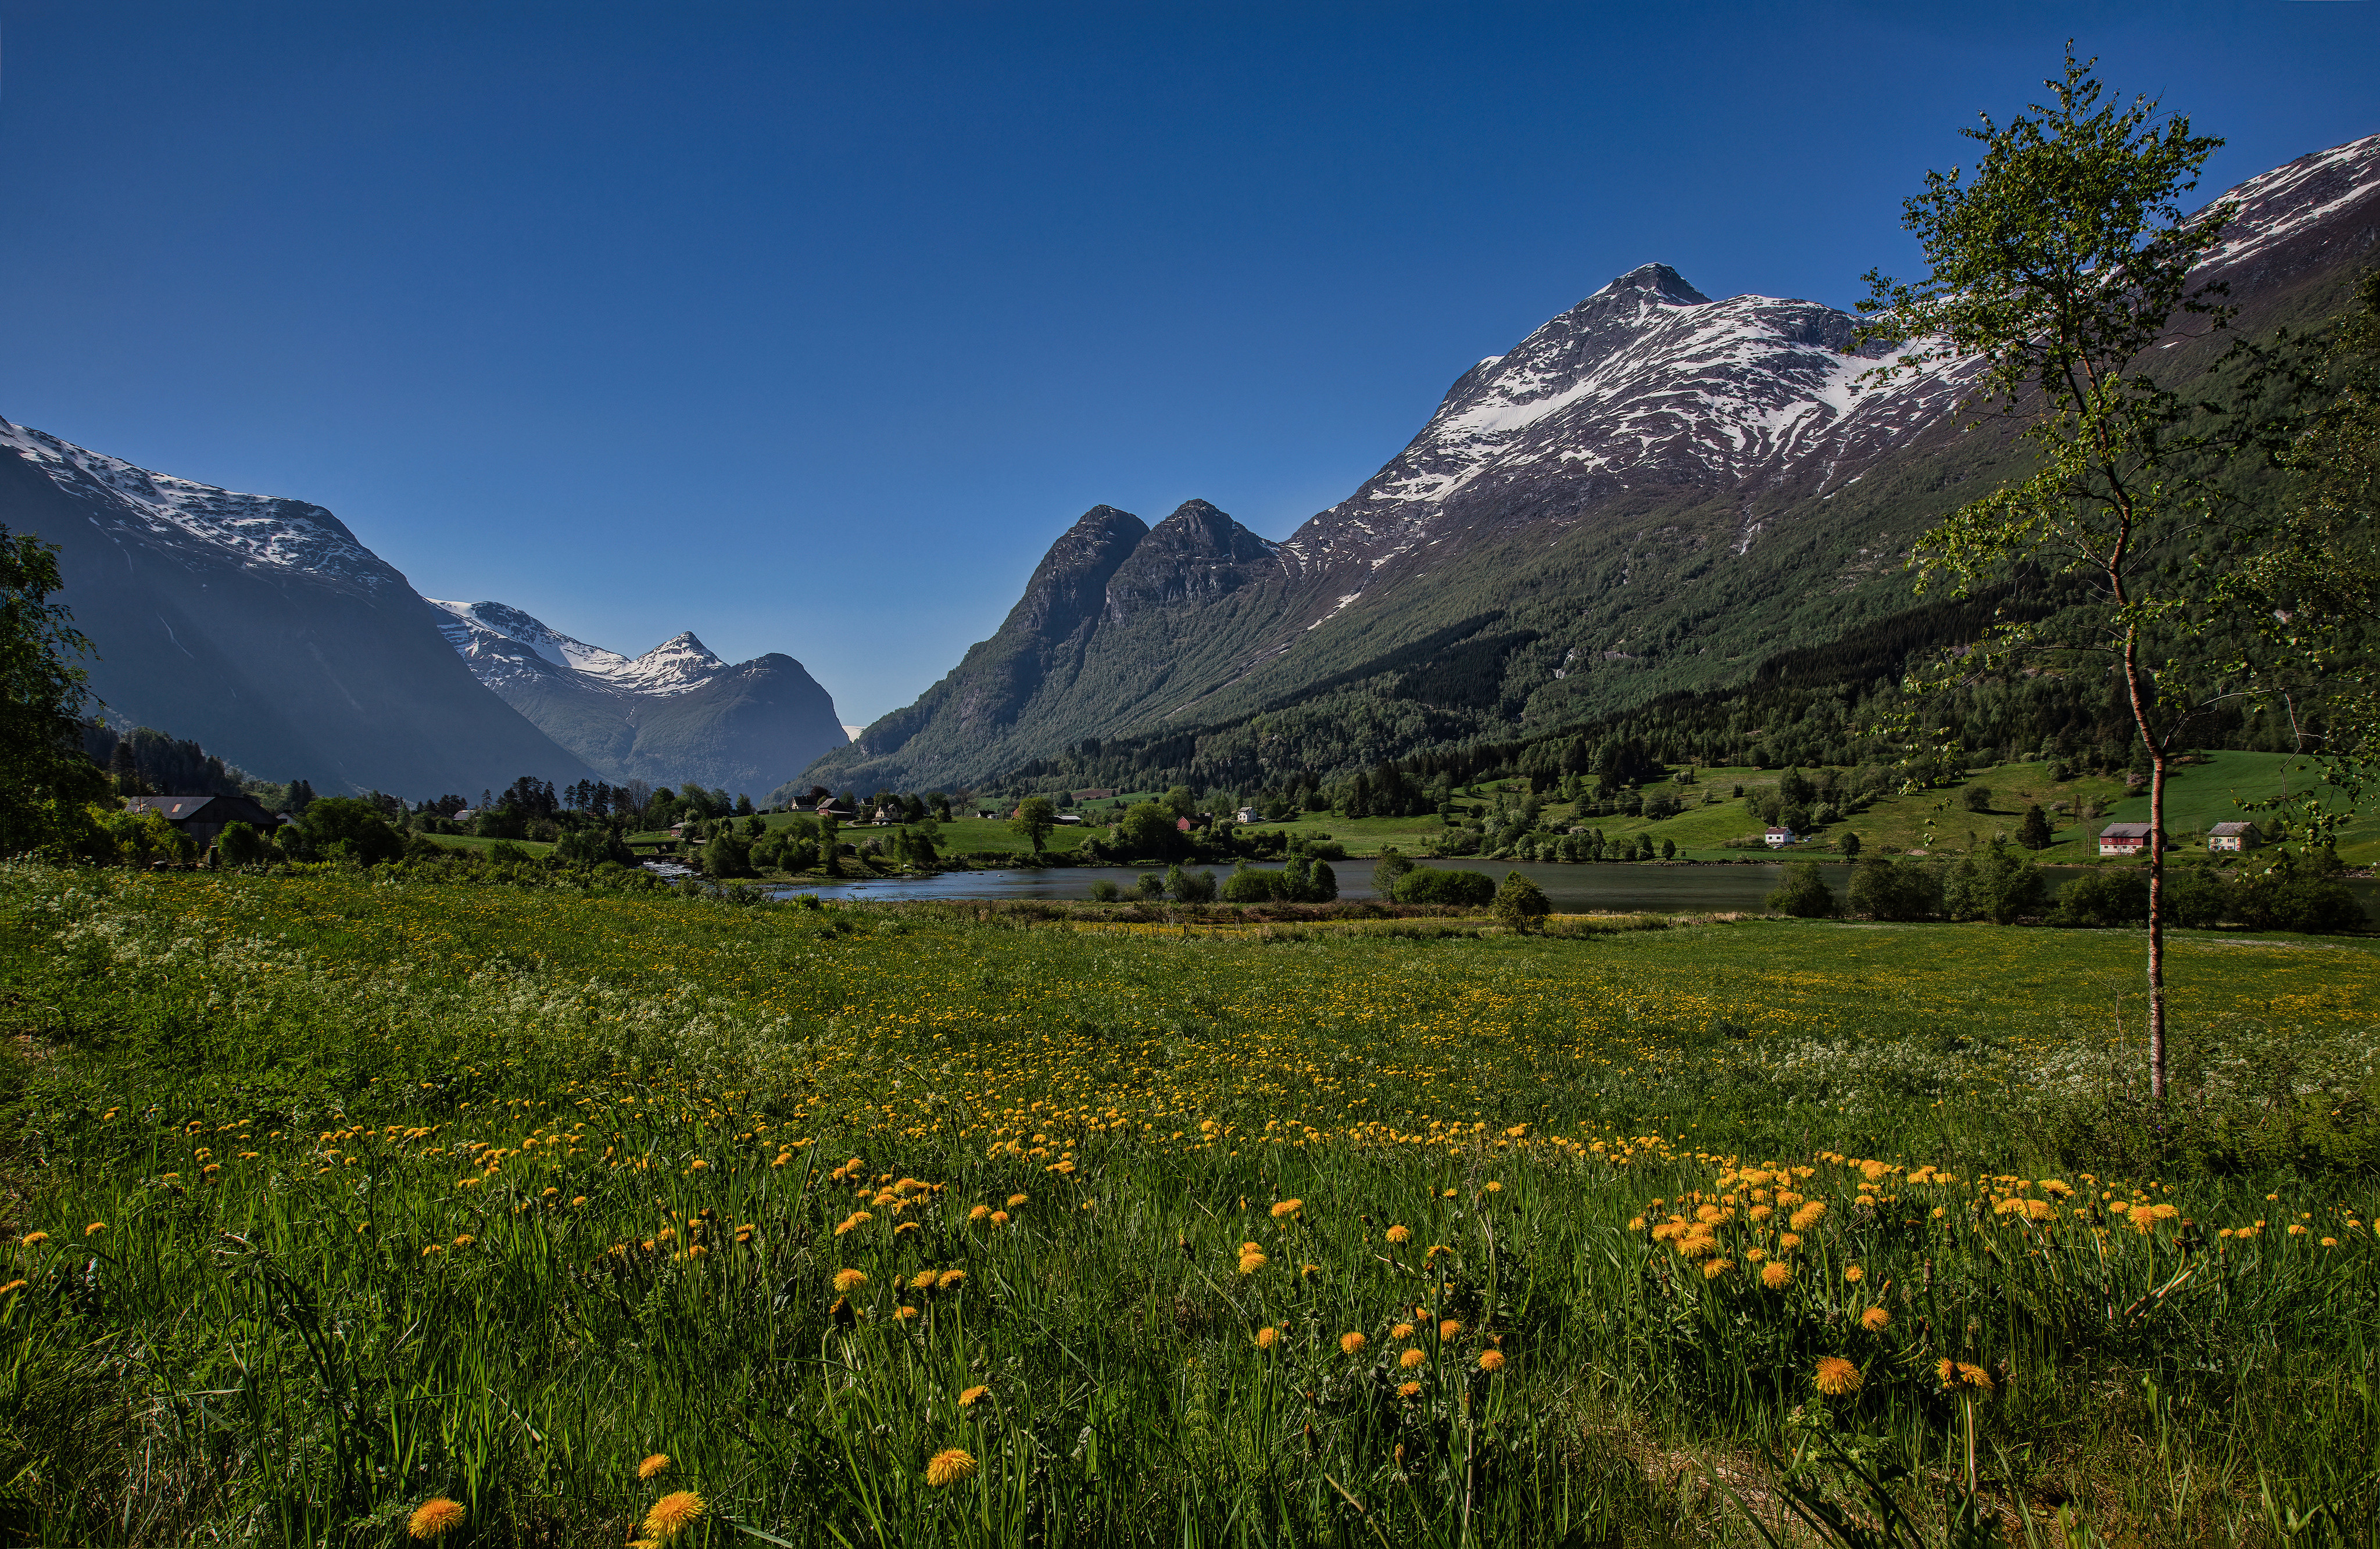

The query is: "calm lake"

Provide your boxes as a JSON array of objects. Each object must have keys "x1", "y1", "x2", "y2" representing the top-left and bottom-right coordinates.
[{"x1": 773, "y1": 858, "x2": 2380, "y2": 916}]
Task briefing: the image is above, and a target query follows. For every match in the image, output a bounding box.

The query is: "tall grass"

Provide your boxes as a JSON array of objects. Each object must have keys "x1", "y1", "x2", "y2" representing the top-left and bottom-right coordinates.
[{"x1": 0, "y1": 864, "x2": 2374, "y2": 1546}]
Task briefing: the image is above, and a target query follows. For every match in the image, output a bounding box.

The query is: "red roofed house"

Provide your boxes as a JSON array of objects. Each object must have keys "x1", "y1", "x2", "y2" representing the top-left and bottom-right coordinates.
[{"x1": 2098, "y1": 822, "x2": 2167, "y2": 857}]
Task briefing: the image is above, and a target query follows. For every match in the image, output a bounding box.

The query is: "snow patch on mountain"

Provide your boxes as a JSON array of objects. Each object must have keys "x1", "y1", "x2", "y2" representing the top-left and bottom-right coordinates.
[
  {"x1": 0, "y1": 417, "x2": 397, "y2": 589},
  {"x1": 2203, "y1": 132, "x2": 2380, "y2": 270},
  {"x1": 427, "y1": 600, "x2": 729, "y2": 698}
]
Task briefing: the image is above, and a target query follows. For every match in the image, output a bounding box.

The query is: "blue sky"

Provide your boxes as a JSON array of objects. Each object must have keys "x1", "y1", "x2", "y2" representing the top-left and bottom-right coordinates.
[{"x1": 2, "y1": 2, "x2": 2374, "y2": 725}]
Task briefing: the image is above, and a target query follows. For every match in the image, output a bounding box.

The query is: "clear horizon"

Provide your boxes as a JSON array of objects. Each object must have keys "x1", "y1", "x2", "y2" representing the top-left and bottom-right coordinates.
[{"x1": 2, "y1": 1, "x2": 2373, "y2": 725}]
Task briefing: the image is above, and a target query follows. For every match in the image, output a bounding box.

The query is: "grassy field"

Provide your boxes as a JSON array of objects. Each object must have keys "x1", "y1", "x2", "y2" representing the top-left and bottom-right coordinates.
[
  {"x1": 0, "y1": 863, "x2": 2374, "y2": 1546},
  {"x1": 1234, "y1": 754, "x2": 2380, "y2": 867}
]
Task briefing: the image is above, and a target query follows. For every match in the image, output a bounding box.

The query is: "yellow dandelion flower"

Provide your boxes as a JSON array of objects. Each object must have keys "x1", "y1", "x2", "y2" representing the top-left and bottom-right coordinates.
[
  {"x1": 637, "y1": 1453, "x2": 670, "y2": 1481},
  {"x1": 1813, "y1": 1357, "x2": 1861, "y2": 1396},
  {"x1": 1761, "y1": 1260, "x2": 1794, "y2": 1289},
  {"x1": 1702, "y1": 1258, "x2": 1733, "y2": 1279},
  {"x1": 0, "y1": 1281, "x2": 24, "y2": 1296},
  {"x1": 84, "y1": 1222, "x2": 105, "y2": 1236},
  {"x1": 936, "y1": 1269, "x2": 967, "y2": 1290},
  {"x1": 1340, "y1": 1332, "x2": 1367, "y2": 1356},
  {"x1": 968, "y1": 1204, "x2": 990, "y2": 1222},
  {"x1": 2288, "y1": 1224, "x2": 2308, "y2": 1236},
  {"x1": 1236, "y1": 1250, "x2": 1268, "y2": 1275},
  {"x1": 1955, "y1": 1362, "x2": 1994, "y2": 1394},
  {"x1": 1438, "y1": 1318, "x2": 1462, "y2": 1340},
  {"x1": 959, "y1": 1385, "x2": 989, "y2": 1407},
  {"x1": 925, "y1": 1447, "x2": 977, "y2": 1487},
  {"x1": 406, "y1": 1497, "x2": 467, "y2": 1540},
  {"x1": 643, "y1": 1489, "x2": 705, "y2": 1539},
  {"x1": 1778, "y1": 1232, "x2": 1803, "y2": 1250},
  {"x1": 990, "y1": 1210, "x2": 1010, "y2": 1227},
  {"x1": 833, "y1": 1268, "x2": 868, "y2": 1293},
  {"x1": 1860, "y1": 1306, "x2": 1891, "y2": 1332},
  {"x1": 1400, "y1": 1347, "x2": 1427, "y2": 1369},
  {"x1": 1788, "y1": 1202, "x2": 1826, "y2": 1232},
  {"x1": 1255, "y1": 1326, "x2": 1279, "y2": 1349},
  {"x1": 2322, "y1": 1236, "x2": 2339, "y2": 1247},
  {"x1": 893, "y1": 1305, "x2": 918, "y2": 1321},
  {"x1": 1269, "y1": 1199, "x2": 1302, "y2": 1219},
  {"x1": 452, "y1": 1234, "x2": 474, "y2": 1248},
  {"x1": 19, "y1": 1234, "x2": 46, "y2": 1248},
  {"x1": 1843, "y1": 1265, "x2": 1864, "y2": 1283},
  {"x1": 1007, "y1": 1193, "x2": 1029, "y2": 1207},
  {"x1": 570, "y1": 1196, "x2": 587, "y2": 1207},
  {"x1": 1391, "y1": 1322, "x2": 1415, "y2": 1339},
  {"x1": 1478, "y1": 1350, "x2": 1506, "y2": 1372},
  {"x1": 1397, "y1": 1379, "x2": 1422, "y2": 1397},
  {"x1": 911, "y1": 1270, "x2": 940, "y2": 1290},
  {"x1": 1385, "y1": 1224, "x2": 1411, "y2": 1245},
  {"x1": 1482, "y1": 1181, "x2": 1503, "y2": 1193}
]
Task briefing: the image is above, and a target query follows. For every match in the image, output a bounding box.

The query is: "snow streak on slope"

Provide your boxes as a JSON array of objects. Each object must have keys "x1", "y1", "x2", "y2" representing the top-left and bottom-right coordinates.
[
  {"x1": 2204, "y1": 132, "x2": 2380, "y2": 270},
  {"x1": 0, "y1": 417, "x2": 397, "y2": 589}
]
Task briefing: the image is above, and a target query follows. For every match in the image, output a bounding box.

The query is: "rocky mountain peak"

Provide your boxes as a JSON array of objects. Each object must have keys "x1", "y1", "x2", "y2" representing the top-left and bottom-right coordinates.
[{"x1": 1596, "y1": 263, "x2": 1712, "y2": 306}]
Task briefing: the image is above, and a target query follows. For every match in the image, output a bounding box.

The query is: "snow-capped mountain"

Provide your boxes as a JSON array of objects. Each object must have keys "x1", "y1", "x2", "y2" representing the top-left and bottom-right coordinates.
[
  {"x1": 812, "y1": 130, "x2": 2380, "y2": 793},
  {"x1": 0, "y1": 417, "x2": 597, "y2": 796},
  {"x1": 431, "y1": 601, "x2": 729, "y2": 697},
  {"x1": 428, "y1": 600, "x2": 847, "y2": 795}
]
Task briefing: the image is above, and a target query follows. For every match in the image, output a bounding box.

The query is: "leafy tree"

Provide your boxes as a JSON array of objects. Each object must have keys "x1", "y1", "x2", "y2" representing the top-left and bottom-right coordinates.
[
  {"x1": 2017, "y1": 804, "x2": 2056, "y2": 851},
  {"x1": 1174, "y1": 867, "x2": 1218, "y2": 903},
  {"x1": 2052, "y1": 867, "x2": 2149, "y2": 927},
  {"x1": 1492, "y1": 871, "x2": 1552, "y2": 932},
  {"x1": 217, "y1": 820, "x2": 270, "y2": 867},
  {"x1": 703, "y1": 826, "x2": 756, "y2": 879},
  {"x1": 1660, "y1": 837, "x2": 1677, "y2": 860},
  {"x1": 1010, "y1": 797, "x2": 1058, "y2": 854},
  {"x1": 1838, "y1": 831, "x2": 1863, "y2": 859},
  {"x1": 1134, "y1": 872, "x2": 1167, "y2": 901},
  {"x1": 1087, "y1": 878, "x2": 1121, "y2": 903},
  {"x1": 2232, "y1": 271, "x2": 2380, "y2": 846},
  {"x1": 1963, "y1": 784, "x2": 1994, "y2": 813},
  {"x1": 0, "y1": 526, "x2": 110, "y2": 859},
  {"x1": 1942, "y1": 838, "x2": 2048, "y2": 923},
  {"x1": 1847, "y1": 858, "x2": 1939, "y2": 921},
  {"x1": 1860, "y1": 51, "x2": 2251, "y2": 1100},
  {"x1": 296, "y1": 797, "x2": 405, "y2": 866},
  {"x1": 1162, "y1": 786, "x2": 1198, "y2": 821},
  {"x1": 1372, "y1": 847, "x2": 1416, "y2": 897},
  {"x1": 1766, "y1": 862, "x2": 1840, "y2": 918},
  {"x1": 1114, "y1": 802, "x2": 1184, "y2": 861}
]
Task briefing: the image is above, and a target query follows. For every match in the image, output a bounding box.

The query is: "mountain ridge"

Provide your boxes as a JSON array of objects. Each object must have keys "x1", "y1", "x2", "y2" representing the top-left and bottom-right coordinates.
[{"x1": 803, "y1": 130, "x2": 2380, "y2": 795}]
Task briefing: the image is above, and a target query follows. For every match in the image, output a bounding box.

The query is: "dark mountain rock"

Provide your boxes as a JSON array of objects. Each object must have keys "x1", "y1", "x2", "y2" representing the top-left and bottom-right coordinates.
[
  {"x1": 806, "y1": 131, "x2": 2380, "y2": 791},
  {"x1": 0, "y1": 418, "x2": 595, "y2": 797}
]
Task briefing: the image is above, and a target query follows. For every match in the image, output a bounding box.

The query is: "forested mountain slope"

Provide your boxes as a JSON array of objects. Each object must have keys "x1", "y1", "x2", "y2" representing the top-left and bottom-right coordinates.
[{"x1": 807, "y1": 132, "x2": 2380, "y2": 794}]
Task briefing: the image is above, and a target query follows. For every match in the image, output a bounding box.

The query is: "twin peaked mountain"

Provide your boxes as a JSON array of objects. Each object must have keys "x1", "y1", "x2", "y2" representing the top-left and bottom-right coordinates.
[
  {"x1": 811, "y1": 132, "x2": 2380, "y2": 793},
  {"x1": 6, "y1": 132, "x2": 2374, "y2": 801}
]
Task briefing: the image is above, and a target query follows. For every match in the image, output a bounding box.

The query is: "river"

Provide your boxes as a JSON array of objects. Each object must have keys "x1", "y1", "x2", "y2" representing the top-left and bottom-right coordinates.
[{"x1": 771, "y1": 858, "x2": 2380, "y2": 916}]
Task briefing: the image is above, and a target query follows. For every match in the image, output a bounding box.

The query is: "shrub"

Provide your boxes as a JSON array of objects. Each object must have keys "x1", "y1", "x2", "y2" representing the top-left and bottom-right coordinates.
[
  {"x1": 1221, "y1": 865, "x2": 1280, "y2": 903},
  {"x1": 1172, "y1": 867, "x2": 1219, "y2": 904},
  {"x1": 1394, "y1": 868, "x2": 1496, "y2": 906},
  {"x1": 297, "y1": 797, "x2": 405, "y2": 866},
  {"x1": 1492, "y1": 872, "x2": 1553, "y2": 931},
  {"x1": 1372, "y1": 848, "x2": 1416, "y2": 897},
  {"x1": 1086, "y1": 879, "x2": 1121, "y2": 902},
  {"x1": 1765, "y1": 862, "x2": 1839, "y2": 918}
]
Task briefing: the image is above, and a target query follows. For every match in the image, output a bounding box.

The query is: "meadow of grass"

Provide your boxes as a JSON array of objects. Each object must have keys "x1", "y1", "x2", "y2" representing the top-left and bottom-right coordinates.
[{"x1": 0, "y1": 865, "x2": 2375, "y2": 1546}]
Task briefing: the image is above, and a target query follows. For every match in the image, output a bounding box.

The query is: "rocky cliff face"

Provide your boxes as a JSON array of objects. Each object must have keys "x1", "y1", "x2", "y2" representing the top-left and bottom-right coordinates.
[
  {"x1": 810, "y1": 131, "x2": 2380, "y2": 793},
  {"x1": 429, "y1": 600, "x2": 847, "y2": 794},
  {"x1": 0, "y1": 418, "x2": 596, "y2": 797}
]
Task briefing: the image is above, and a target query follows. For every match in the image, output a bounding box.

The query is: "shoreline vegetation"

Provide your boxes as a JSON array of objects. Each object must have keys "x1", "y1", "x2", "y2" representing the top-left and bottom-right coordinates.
[{"x1": 0, "y1": 864, "x2": 2375, "y2": 1545}]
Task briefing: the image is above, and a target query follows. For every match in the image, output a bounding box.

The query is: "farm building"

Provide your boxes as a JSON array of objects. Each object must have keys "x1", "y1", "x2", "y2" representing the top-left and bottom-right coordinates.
[
  {"x1": 2098, "y1": 822, "x2": 2167, "y2": 856},
  {"x1": 1765, "y1": 826, "x2": 1796, "y2": 848},
  {"x1": 2207, "y1": 821, "x2": 2260, "y2": 852},
  {"x1": 119, "y1": 794, "x2": 282, "y2": 849}
]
